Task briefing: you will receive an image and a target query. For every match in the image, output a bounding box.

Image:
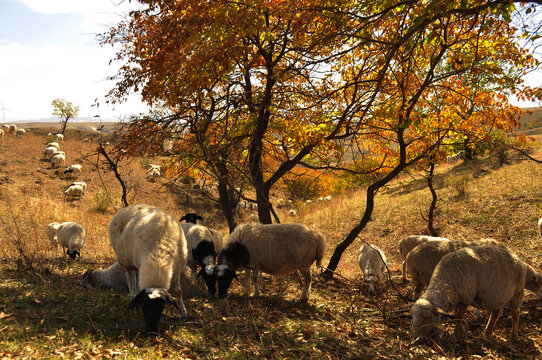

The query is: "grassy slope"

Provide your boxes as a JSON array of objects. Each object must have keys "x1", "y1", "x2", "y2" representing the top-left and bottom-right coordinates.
[{"x1": 1, "y1": 129, "x2": 542, "y2": 359}]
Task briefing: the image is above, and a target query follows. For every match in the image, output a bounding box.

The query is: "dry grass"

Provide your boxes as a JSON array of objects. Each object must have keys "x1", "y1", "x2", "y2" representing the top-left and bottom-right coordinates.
[{"x1": 1, "y1": 129, "x2": 542, "y2": 359}]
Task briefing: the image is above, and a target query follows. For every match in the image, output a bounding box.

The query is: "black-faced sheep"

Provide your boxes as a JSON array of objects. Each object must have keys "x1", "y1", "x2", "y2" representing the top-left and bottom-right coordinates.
[
  {"x1": 216, "y1": 222, "x2": 325, "y2": 301},
  {"x1": 358, "y1": 243, "x2": 387, "y2": 294},
  {"x1": 398, "y1": 235, "x2": 450, "y2": 281},
  {"x1": 64, "y1": 164, "x2": 82, "y2": 178},
  {"x1": 179, "y1": 212, "x2": 203, "y2": 224},
  {"x1": 411, "y1": 245, "x2": 542, "y2": 341},
  {"x1": 405, "y1": 238, "x2": 503, "y2": 300},
  {"x1": 51, "y1": 153, "x2": 66, "y2": 168},
  {"x1": 109, "y1": 204, "x2": 188, "y2": 333},
  {"x1": 56, "y1": 222, "x2": 86, "y2": 259}
]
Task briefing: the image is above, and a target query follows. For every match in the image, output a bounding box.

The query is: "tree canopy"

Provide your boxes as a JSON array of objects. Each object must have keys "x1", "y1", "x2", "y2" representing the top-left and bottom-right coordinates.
[{"x1": 51, "y1": 98, "x2": 79, "y2": 135}]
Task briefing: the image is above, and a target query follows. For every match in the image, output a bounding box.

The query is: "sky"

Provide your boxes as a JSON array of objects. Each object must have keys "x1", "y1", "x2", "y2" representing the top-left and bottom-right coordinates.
[
  {"x1": 0, "y1": 0, "x2": 148, "y2": 122},
  {"x1": 0, "y1": 1, "x2": 541, "y2": 123}
]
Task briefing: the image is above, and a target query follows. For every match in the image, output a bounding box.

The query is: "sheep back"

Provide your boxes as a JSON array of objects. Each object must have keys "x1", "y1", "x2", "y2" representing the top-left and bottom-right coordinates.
[{"x1": 56, "y1": 222, "x2": 86, "y2": 258}]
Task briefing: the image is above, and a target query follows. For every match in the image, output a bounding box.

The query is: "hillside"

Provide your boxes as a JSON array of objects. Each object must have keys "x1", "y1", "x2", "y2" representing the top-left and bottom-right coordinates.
[{"x1": 1, "y1": 127, "x2": 542, "y2": 359}]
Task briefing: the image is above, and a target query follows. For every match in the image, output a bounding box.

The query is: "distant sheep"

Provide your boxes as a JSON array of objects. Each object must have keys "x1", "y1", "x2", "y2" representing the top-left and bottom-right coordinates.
[
  {"x1": 55, "y1": 133, "x2": 64, "y2": 141},
  {"x1": 358, "y1": 243, "x2": 387, "y2": 294},
  {"x1": 16, "y1": 129, "x2": 26, "y2": 137},
  {"x1": 147, "y1": 168, "x2": 160, "y2": 181},
  {"x1": 398, "y1": 235, "x2": 450, "y2": 281},
  {"x1": 70, "y1": 181, "x2": 87, "y2": 192},
  {"x1": 51, "y1": 153, "x2": 66, "y2": 168},
  {"x1": 406, "y1": 238, "x2": 503, "y2": 300},
  {"x1": 0, "y1": 129, "x2": 3, "y2": 139},
  {"x1": 276, "y1": 198, "x2": 285, "y2": 208},
  {"x1": 288, "y1": 209, "x2": 298, "y2": 217},
  {"x1": 47, "y1": 142, "x2": 60, "y2": 150},
  {"x1": 179, "y1": 212, "x2": 203, "y2": 224},
  {"x1": 324, "y1": 195, "x2": 332, "y2": 201},
  {"x1": 216, "y1": 222, "x2": 325, "y2": 301},
  {"x1": 56, "y1": 222, "x2": 86, "y2": 259},
  {"x1": 46, "y1": 222, "x2": 61, "y2": 248},
  {"x1": 64, "y1": 164, "x2": 82, "y2": 178},
  {"x1": 65, "y1": 184, "x2": 84, "y2": 200},
  {"x1": 8, "y1": 124, "x2": 17, "y2": 133},
  {"x1": 412, "y1": 245, "x2": 542, "y2": 341},
  {"x1": 109, "y1": 204, "x2": 188, "y2": 333},
  {"x1": 43, "y1": 146, "x2": 57, "y2": 160}
]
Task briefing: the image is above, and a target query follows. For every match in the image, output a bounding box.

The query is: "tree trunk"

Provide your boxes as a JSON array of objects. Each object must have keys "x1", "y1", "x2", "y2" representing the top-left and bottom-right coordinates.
[
  {"x1": 60, "y1": 118, "x2": 69, "y2": 135},
  {"x1": 217, "y1": 181, "x2": 236, "y2": 233},
  {"x1": 426, "y1": 162, "x2": 438, "y2": 236}
]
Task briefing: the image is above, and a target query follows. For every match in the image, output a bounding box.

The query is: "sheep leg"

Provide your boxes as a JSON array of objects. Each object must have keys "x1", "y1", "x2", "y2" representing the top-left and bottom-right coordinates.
[
  {"x1": 125, "y1": 270, "x2": 138, "y2": 298},
  {"x1": 452, "y1": 303, "x2": 467, "y2": 342},
  {"x1": 170, "y1": 275, "x2": 188, "y2": 317},
  {"x1": 299, "y1": 268, "x2": 312, "y2": 302},
  {"x1": 402, "y1": 261, "x2": 407, "y2": 282},
  {"x1": 509, "y1": 293, "x2": 523, "y2": 340},
  {"x1": 484, "y1": 309, "x2": 501, "y2": 337},
  {"x1": 252, "y1": 269, "x2": 260, "y2": 297},
  {"x1": 243, "y1": 270, "x2": 252, "y2": 296},
  {"x1": 413, "y1": 284, "x2": 423, "y2": 301}
]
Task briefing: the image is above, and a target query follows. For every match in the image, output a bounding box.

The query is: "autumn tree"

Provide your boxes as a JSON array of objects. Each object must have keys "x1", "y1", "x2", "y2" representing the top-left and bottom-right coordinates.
[{"x1": 51, "y1": 98, "x2": 79, "y2": 135}]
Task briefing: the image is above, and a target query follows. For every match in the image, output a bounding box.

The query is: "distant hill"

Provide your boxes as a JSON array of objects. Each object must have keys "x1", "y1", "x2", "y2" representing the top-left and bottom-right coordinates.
[{"x1": 517, "y1": 107, "x2": 542, "y2": 135}]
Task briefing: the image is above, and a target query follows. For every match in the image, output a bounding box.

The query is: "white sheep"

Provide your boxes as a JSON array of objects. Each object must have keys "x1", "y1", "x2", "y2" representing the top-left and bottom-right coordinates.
[
  {"x1": 358, "y1": 243, "x2": 387, "y2": 294},
  {"x1": 216, "y1": 222, "x2": 325, "y2": 301},
  {"x1": 55, "y1": 133, "x2": 64, "y2": 141},
  {"x1": 147, "y1": 168, "x2": 160, "y2": 181},
  {"x1": 51, "y1": 153, "x2": 66, "y2": 168},
  {"x1": 276, "y1": 198, "x2": 285, "y2": 208},
  {"x1": 65, "y1": 184, "x2": 85, "y2": 200},
  {"x1": 46, "y1": 222, "x2": 61, "y2": 248},
  {"x1": 16, "y1": 128, "x2": 26, "y2": 137},
  {"x1": 47, "y1": 142, "x2": 60, "y2": 150},
  {"x1": 82, "y1": 262, "x2": 201, "y2": 299},
  {"x1": 398, "y1": 235, "x2": 450, "y2": 282},
  {"x1": 64, "y1": 164, "x2": 82, "y2": 178},
  {"x1": 8, "y1": 124, "x2": 17, "y2": 133},
  {"x1": 56, "y1": 222, "x2": 86, "y2": 259},
  {"x1": 71, "y1": 181, "x2": 87, "y2": 192},
  {"x1": 411, "y1": 245, "x2": 542, "y2": 341},
  {"x1": 538, "y1": 217, "x2": 542, "y2": 239},
  {"x1": 406, "y1": 238, "x2": 503, "y2": 300},
  {"x1": 324, "y1": 195, "x2": 332, "y2": 201},
  {"x1": 109, "y1": 204, "x2": 188, "y2": 333},
  {"x1": 288, "y1": 209, "x2": 298, "y2": 217},
  {"x1": 43, "y1": 146, "x2": 57, "y2": 160},
  {"x1": 0, "y1": 129, "x2": 4, "y2": 139}
]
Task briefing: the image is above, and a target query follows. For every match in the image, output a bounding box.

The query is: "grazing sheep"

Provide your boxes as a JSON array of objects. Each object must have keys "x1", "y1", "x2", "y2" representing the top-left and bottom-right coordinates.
[
  {"x1": 179, "y1": 212, "x2": 203, "y2": 224},
  {"x1": 358, "y1": 244, "x2": 387, "y2": 294},
  {"x1": 43, "y1": 146, "x2": 57, "y2": 160},
  {"x1": 181, "y1": 222, "x2": 223, "y2": 296},
  {"x1": 82, "y1": 262, "x2": 201, "y2": 299},
  {"x1": 216, "y1": 222, "x2": 325, "y2": 301},
  {"x1": 70, "y1": 181, "x2": 87, "y2": 192},
  {"x1": 16, "y1": 128, "x2": 26, "y2": 137},
  {"x1": 147, "y1": 168, "x2": 160, "y2": 181},
  {"x1": 0, "y1": 129, "x2": 4, "y2": 139},
  {"x1": 1, "y1": 125, "x2": 8, "y2": 130},
  {"x1": 51, "y1": 153, "x2": 66, "y2": 168},
  {"x1": 64, "y1": 164, "x2": 82, "y2": 178},
  {"x1": 276, "y1": 198, "x2": 285, "y2": 208},
  {"x1": 8, "y1": 124, "x2": 17, "y2": 133},
  {"x1": 324, "y1": 195, "x2": 332, "y2": 201},
  {"x1": 398, "y1": 235, "x2": 450, "y2": 281},
  {"x1": 288, "y1": 209, "x2": 298, "y2": 217},
  {"x1": 56, "y1": 222, "x2": 86, "y2": 259},
  {"x1": 236, "y1": 200, "x2": 247, "y2": 213},
  {"x1": 109, "y1": 204, "x2": 188, "y2": 333},
  {"x1": 46, "y1": 222, "x2": 61, "y2": 248},
  {"x1": 55, "y1": 133, "x2": 64, "y2": 141},
  {"x1": 47, "y1": 142, "x2": 60, "y2": 150},
  {"x1": 411, "y1": 245, "x2": 542, "y2": 341},
  {"x1": 406, "y1": 238, "x2": 503, "y2": 300},
  {"x1": 65, "y1": 184, "x2": 85, "y2": 200},
  {"x1": 317, "y1": 197, "x2": 324, "y2": 203}
]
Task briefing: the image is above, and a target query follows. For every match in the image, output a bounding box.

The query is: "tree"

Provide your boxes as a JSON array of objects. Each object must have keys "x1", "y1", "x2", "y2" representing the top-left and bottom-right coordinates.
[
  {"x1": 51, "y1": 98, "x2": 79, "y2": 135},
  {"x1": 102, "y1": 0, "x2": 541, "y2": 272}
]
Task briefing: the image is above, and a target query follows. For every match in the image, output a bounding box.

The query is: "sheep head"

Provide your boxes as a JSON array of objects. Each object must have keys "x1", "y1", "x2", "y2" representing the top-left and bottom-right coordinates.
[
  {"x1": 129, "y1": 287, "x2": 180, "y2": 334},
  {"x1": 197, "y1": 264, "x2": 218, "y2": 296},
  {"x1": 411, "y1": 299, "x2": 452, "y2": 339},
  {"x1": 216, "y1": 264, "x2": 239, "y2": 298},
  {"x1": 67, "y1": 249, "x2": 80, "y2": 259},
  {"x1": 526, "y1": 270, "x2": 542, "y2": 298},
  {"x1": 179, "y1": 213, "x2": 203, "y2": 224}
]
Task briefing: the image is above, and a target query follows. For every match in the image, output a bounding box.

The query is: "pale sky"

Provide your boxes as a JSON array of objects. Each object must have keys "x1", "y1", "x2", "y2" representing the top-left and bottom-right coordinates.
[
  {"x1": 0, "y1": 0, "x2": 148, "y2": 122},
  {"x1": 0, "y1": 1, "x2": 540, "y2": 123}
]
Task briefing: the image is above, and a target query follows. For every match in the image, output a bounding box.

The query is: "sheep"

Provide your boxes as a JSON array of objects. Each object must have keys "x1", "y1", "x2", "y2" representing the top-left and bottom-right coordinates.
[
  {"x1": 1, "y1": 124, "x2": 8, "y2": 130},
  {"x1": 65, "y1": 184, "x2": 85, "y2": 200},
  {"x1": 16, "y1": 128, "x2": 26, "y2": 137},
  {"x1": 216, "y1": 222, "x2": 325, "y2": 301},
  {"x1": 179, "y1": 212, "x2": 203, "y2": 224},
  {"x1": 317, "y1": 197, "x2": 324, "y2": 203},
  {"x1": 51, "y1": 153, "x2": 66, "y2": 168},
  {"x1": 70, "y1": 181, "x2": 87, "y2": 192},
  {"x1": 324, "y1": 195, "x2": 332, "y2": 201},
  {"x1": 398, "y1": 235, "x2": 450, "y2": 282},
  {"x1": 538, "y1": 217, "x2": 542, "y2": 239},
  {"x1": 82, "y1": 262, "x2": 201, "y2": 299},
  {"x1": 8, "y1": 124, "x2": 17, "y2": 133},
  {"x1": 43, "y1": 146, "x2": 57, "y2": 160},
  {"x1": 236, "y1": 200, "x2": 247, "y2": 213},
  {"x1": 288, "y1": 209, "x2": 298, "y2": 217},
  {"x1": 109, "y1": 204, "x2": 188, "y2": 333},
  {"x1": 55, "y1": 133, "x2": 64, "y2": 141},
  {"x1": 47, "y1": 142, "x2": 60, "y2": 150},
  {"x1": 406, "y1": 238, "x2": 503, "y2": 300},
  {"x1": 358, "y1": 243, "x2": 387, "y2": 294},
  {"x1": 64, "y1": 164, "x2": 82, "y2": 178},
  {"x1": 180, "y1": 222, "x2": 223, "y2": 296},
  {"x1": 147, "y1": 168, "x2": 160, "y2": 181},
  {"x1": 411, "y1": 245, "x2": 542, "y2": 341},
  {"x1": 46, "y1": 222, "x2": 61, "y2": 248},
  {"x1": 56, "y1": 222, "x2": 86, "y2": 259},
  {"x1": 0, "y1": 129, "x2": 4, "y2": 139},
  {"x1": 276, "y1": 198, "x2": 285, "y2": 208}
]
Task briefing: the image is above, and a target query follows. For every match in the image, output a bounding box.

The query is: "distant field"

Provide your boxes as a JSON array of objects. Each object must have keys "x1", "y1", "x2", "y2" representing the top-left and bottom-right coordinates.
[{"x1": 518, "y1": 107, "x2": 542, "y2": 135}]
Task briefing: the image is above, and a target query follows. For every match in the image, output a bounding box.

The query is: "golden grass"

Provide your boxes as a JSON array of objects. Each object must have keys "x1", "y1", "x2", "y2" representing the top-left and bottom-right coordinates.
[{"x1": 1, "y1": 129, "x2": 542, "y2": 358}]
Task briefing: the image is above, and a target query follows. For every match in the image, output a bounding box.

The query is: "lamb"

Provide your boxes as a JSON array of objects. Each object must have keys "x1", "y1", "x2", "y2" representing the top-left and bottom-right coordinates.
[
  {"x1": 398, "y1": 235, "x2": 450, "y2": 281},
  {"x1": 65, "y1": 184, "x2": 85, "y2": 200},
  {"x1": 55, "y1": 133, "x2": 64, "y2": 141},
  {"x1": 56, "y1": 222, "x2": 86, "y2": 259},
  {"x1": 109, "y1": 204, "x2": 188, "y2": 333},
  {"x1": 46, "y1": 222, "x2": 61, "y2": 248},
  {"x1": 16, "y1": 128, "x2": 26, "y2": 137},
  {"x1": 216, "y1": 222, "x2": 325, "y2": 301},
  {"x1": 406, "y1": 238, "x2": 503, "y2": 300},
  {"x1": 82, "y1": 262, "x2": 201, "y2": 299},
  {"x1": 411, "y1": 245, "x2": 542, "y2": 341},
  {"x1": 358, "y1": 243, "x2": 387, "y2": 294},
  {"x1": 51, "y1": 153, "x2": 66, "y2": 168},
  {"x1": 64, "y1": 164, "x2": 82, "y2": 178},
  {"x1": 43, "y1": 146, "x2": 57, "y2": 160},
  {"x1": 180, "y1": 222, "x2": 223, "y2": 296},
  {"x1": 179, "y1": 212, "x2": 203, "y2": 224}
]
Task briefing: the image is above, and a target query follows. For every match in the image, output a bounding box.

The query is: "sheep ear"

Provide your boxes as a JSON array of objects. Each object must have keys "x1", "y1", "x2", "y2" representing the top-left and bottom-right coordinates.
[
  {"x1": 432, "y1": 306, "x2": 454, "y2": 319},
  {"x1": 128, "y1": 290, "x2": 146, "y2": 310},
  {"x1": 196, "y1": 215, "x2": 203, "y2": 220},
  {"x1": 179, "y1": 216, "x2": 186, "y2": 222}
]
